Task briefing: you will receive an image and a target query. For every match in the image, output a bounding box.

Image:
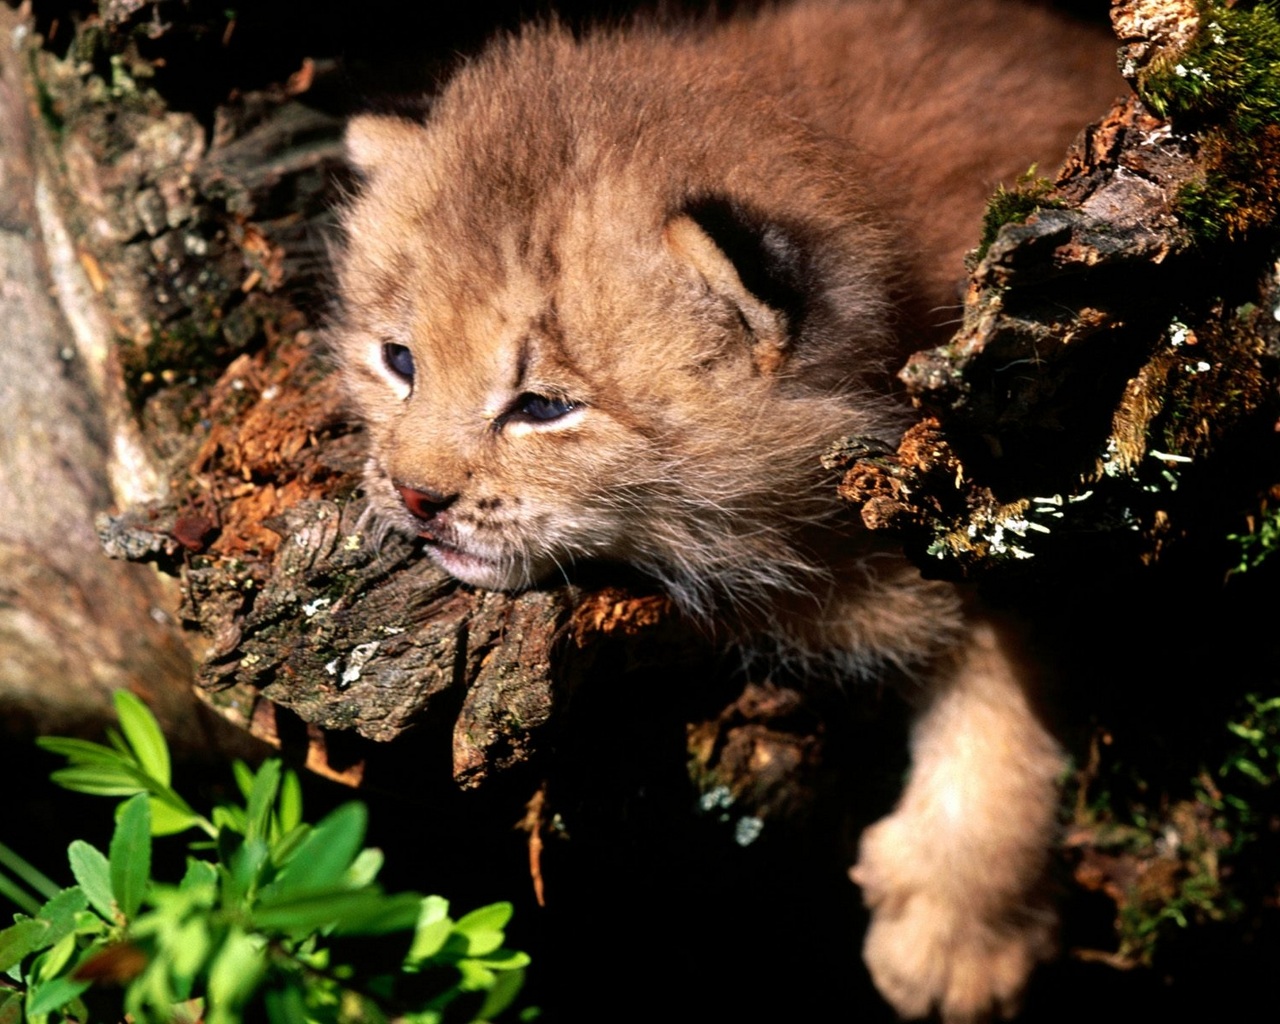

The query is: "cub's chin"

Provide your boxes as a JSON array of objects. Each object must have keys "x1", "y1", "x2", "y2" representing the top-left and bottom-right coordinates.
[{"x1": 421, "y1": 538, "x2": 534, "y2": 591}]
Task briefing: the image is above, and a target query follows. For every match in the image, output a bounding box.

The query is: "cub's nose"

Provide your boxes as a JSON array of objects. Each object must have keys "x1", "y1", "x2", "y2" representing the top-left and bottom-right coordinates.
[{"x1": 394, "y1": 482, "x2": 458, "y2": 523}]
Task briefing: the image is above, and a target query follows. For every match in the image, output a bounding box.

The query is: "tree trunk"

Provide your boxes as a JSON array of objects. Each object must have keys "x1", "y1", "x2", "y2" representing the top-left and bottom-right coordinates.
[{"x1": 0, "y1": 1, "x2": 211, "y2": 743}]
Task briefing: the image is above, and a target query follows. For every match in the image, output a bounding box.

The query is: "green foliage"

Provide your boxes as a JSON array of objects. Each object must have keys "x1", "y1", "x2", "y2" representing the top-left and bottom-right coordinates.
[
  {"x1": 1072, "y1": 690, "x2": 1280, "y2": 966},
  {"x1": 1227, "y1": 503, "x2": 1280, "y2": 574},
  {"x1": 1217, "y1": 692, "x2": 1280, "y2": 810},
  {"x1": 0, "y1": 693, "x2": 530, "y2": 1024}
]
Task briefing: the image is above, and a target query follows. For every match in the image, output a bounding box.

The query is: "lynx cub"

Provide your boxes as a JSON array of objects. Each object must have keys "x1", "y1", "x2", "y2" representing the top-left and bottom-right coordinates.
[{"x1": 334, "y1": 2, "x2": 1118, "y2": 1019}]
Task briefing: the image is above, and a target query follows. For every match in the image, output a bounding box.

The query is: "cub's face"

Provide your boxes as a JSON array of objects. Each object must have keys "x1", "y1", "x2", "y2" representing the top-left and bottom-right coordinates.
[{"x1": 333, "y1": 111, "x2": 900, "y2": 614}]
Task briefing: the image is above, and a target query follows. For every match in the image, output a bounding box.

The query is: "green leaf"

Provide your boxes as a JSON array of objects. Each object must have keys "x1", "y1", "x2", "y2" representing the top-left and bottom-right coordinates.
[
  {"x1": 206, "y1": 928, "x2": 267, "y2": 1024},
  {"x1": 252, "y1": 889, "x2": 422, "y2": 936},
  {"x1": 169, "y1": 917, "x2": 213, "y2": 989},
  {"x1": 473, "y1": 949, "x2": 532, "y2": 971},
  {"x1": 245, "y1": 760, "x2": 282, "y2": 845},
  {"x1": 224, "y1": 838, "x2": 269, "y2": 907},
  {"x1": 476, "y1": 965, "x2": 526, "y2": 1020},
  {"x1": 31, "y1": 930, "x2": 76, "y2": 983},
  {"x1": 179, "y1": 859, "x2": 219, "y2": 894},
  {"x1": 35, "y1": 737, "x2": 130, "y2": 766},
  {"x1": 269, "y1": 825, "x2": 311, "y2": 867},
  {"x1": 455, "y1": 958, "x2": 496, "y2": 991},
  {"x1": 114, "y1": 691, "x2": 171, "y2": 787},
  {"x1": 27, "y1": 972, "x2": 92, "y2": 1016},
  {"x1": 108, "y1": 794, "x2": 152, "y2": 919},
  {"x1": 48, "y1": 763, "x2": 149, "y2": 797},
  {"x1": 34, "y1": 889, "x2": 87, "y2": 947},
  {"x1": 453, "y1": 902, "x2": 513, "y2": 957},
  {"x1": 105, "y1": 727, "x2": 133, "y2": 758},
  {"x1": 454, "y1": 902, "x2": 513, "y2": 934},
  {"x1": 0, "y1": 843, "x2": 60, "y2": 903},
  {"x1": 0, "y1": 919, "x2": 50, "y2": 972},
  {"x1": 330, "y1": 890, "x2": 425, "y2": 935},
  {"x1": 273, "y1": 803, "x2": 367, "y2": 893},
  {"x1": 406, "y1": 896, "x2": 453, "y2": 963},
  {"x1": 212, "y1": 803, "x2": 247, "y2": 836},
  {"x1": 67, "y1": 843, "x2": 113, "y2": 920},
  {"x1": 345, "y1": 848, "x2": 384, "y2": 888},
  {"x1": 71, "y1": 910, "x2": 108, "y2": 938},
  {"x1": 232, "y1": 760, "x2": 255, "y2": 801},
  {"x1": 277, "y1": 770, "x2": 303, "y2": 834},
  {"x1": 263, "y1": 983, "x2": 310, "y2": 1024},
  {"x1": 149, "y1": 796, "x2": 203, "y2": 837}
]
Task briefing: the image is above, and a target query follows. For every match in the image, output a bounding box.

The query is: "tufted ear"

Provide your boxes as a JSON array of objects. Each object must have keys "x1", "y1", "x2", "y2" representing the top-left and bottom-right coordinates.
[
  {"x1": 664, "y1": 197, "x2": 808, "y2": 375},
  {"x1": 344, "y1": 114, "x2": 428, "y2": 175}
]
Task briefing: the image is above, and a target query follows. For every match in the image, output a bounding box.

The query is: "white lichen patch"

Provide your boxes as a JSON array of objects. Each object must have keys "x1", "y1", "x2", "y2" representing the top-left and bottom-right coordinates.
[
  {"x1": 734, "y1": 816, "x2": 765, "y2": 847},
  {"x1": 699, "y1": 785, "x2": 734, "y2": 813},
  {"x1": 972, "y1": 509, "x2": 1038, "y2": 560},
  {"x1": 302, "y1": 596, "x2": 331, "y2": 618},
  {"x1": 326, "y1": 641, "x2": 381, "y2": 688}
]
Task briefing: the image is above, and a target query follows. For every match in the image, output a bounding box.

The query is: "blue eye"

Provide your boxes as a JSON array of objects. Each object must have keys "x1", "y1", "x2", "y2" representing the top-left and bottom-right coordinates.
[
  {"x1": 383, "y1": 343, "x2": 414, "y2": 383},
  {"x1": 516, "y1": 393, "x2": 578, "y2": 421}
]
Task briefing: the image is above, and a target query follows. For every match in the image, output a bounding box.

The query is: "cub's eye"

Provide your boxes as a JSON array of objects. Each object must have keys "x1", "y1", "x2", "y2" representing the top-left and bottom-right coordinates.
[
  {"x1": 382, "y1": 343, "x2": 415, "y2": 383},
  {"x1": 514, "y1": 393, "x2": 578, "y2": 422}
]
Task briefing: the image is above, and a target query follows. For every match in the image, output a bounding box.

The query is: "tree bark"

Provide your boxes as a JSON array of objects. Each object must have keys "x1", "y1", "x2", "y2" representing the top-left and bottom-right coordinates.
[{"x1": 0, "y1": 2, "x2": 207, "y2": 742}]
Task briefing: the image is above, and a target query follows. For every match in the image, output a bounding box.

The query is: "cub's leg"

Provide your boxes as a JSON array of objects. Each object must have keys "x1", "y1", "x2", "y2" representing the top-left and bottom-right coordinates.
[{"x1": 851, "y1": 618, "x2": 1061, "y2": 1023}]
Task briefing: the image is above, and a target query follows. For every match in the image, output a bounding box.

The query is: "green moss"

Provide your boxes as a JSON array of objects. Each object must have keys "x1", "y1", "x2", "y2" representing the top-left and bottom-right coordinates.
[
  {"x1": 1141, "y1": 2, "x2": 1280, "y2": 241},
  {"x1": 1174, "y1": 174, "x2": 1241, "y2": 243},
  {"x1": 1140, "y1": 2, "x2": 1280, "y2": 133},
  {"x1": 974, "y1": 172, "x2": 1062, "y2": 263},
  {"x1": 1228, "y1": 503, "x2": 1280, "y2": 574}
]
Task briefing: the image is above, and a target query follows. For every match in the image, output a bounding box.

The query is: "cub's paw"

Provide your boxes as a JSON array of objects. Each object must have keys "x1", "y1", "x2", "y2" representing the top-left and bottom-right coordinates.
[{"x1": 851, "y1": 820, "x2": 1056, "y2": 1024}]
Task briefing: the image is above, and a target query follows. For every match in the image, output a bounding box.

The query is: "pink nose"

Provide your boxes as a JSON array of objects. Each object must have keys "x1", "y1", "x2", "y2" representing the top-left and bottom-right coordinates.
[{"x1": 394, "y1": 483, "x2": 457, "y2": 523}]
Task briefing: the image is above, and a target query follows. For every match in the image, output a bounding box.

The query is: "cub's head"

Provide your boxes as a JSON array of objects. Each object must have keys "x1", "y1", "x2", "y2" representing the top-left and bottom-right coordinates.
[{"x1": 332, "y1": 30, "x2": 908, "y2": 618}]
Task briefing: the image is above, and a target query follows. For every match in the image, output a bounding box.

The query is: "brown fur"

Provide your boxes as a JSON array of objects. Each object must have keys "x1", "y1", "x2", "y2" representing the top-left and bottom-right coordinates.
[{"x1": 333, "y1": 3, "x2": 1120, "y2": 1020}]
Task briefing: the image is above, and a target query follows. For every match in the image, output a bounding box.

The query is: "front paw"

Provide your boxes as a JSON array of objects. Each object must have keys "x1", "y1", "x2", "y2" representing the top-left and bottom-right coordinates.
[{"x1": 851, "y1": 820, "x2": 1056, "y2": 1023}]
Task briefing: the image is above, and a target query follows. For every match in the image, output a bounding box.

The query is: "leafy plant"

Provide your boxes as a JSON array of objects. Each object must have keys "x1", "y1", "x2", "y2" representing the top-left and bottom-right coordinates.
[
  {"x1": 0, "y1": 691, "x2": 531, "y2": 1024},
  {"x1": 1227, "y1": 503, "x2": 1280, "y2": 574},
  {"x1": 1068, "y1": 690, "x2": 1280, "y2": 967}
]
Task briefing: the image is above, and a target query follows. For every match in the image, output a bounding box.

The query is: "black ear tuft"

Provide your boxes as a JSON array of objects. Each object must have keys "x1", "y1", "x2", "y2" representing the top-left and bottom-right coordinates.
[{"x1": 681, "y1": 196, "x2": 810, "y2": 331}]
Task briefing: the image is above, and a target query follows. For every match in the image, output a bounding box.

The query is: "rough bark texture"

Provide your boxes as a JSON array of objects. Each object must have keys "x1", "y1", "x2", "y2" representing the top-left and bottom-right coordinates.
[
  {"x1": 838, "y1": 13, "x2": 1280, "y2": 579},
  {"x1": 3, "y1": 0, "x2": 1279, "y2": 1017},
  {"x1": 0, "y1": 1, "x2": 216, "y2": 742}
]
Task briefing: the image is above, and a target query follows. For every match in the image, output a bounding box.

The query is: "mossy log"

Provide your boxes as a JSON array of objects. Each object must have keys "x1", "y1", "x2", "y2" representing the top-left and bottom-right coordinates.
[{"x1": 840, "y1": 2, "x2": 1280, "y2": 579}]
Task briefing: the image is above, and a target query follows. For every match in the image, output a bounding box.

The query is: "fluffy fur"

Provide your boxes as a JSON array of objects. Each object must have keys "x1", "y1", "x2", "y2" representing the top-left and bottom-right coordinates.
[{"x1": 333, "y1": 2, "x2": 1119, "y2": 1020}]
